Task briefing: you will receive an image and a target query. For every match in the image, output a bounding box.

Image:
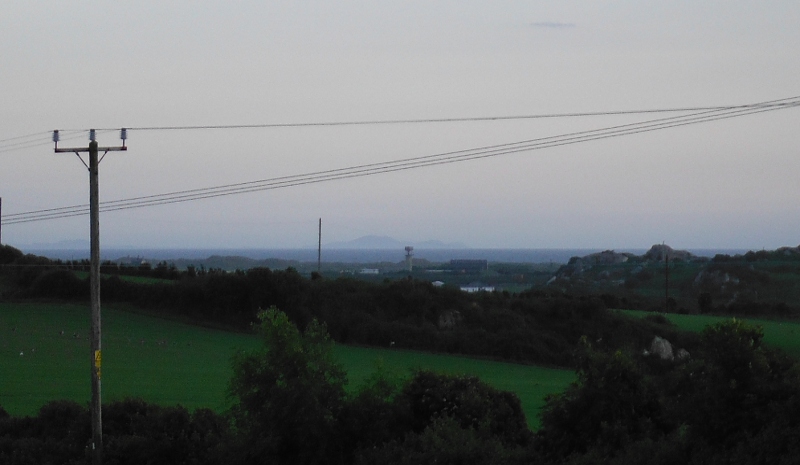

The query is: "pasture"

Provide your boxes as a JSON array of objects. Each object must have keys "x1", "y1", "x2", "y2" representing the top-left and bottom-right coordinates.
[
  {"x1": 0, "y1": 302, "x2": 573, "y2": 429},
  {"x1": 621, "y1": 309, "x2": 800, "y2": 357}
]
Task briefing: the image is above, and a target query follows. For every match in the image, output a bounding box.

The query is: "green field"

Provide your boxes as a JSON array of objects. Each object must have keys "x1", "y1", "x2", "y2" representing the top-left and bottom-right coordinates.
[
  {"x1": 0, "y1": 302, "x2": 573, "y2": 429},
  {"x1": 621, "y1": 309, "x2": 800, "y2": 356}
]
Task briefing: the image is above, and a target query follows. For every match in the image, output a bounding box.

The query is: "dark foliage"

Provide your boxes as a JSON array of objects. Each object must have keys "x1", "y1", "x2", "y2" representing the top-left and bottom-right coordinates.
[
  {"x1": 228, "y1": 308, "x2": 347, "y2": 465},
  {"x1": 103, "y1": 399, "x2": 228, "y2": 465},
  {"x1": 397, "y1": 370, "x2": 532, "y2": 447},
  {"x1": 0, "y1": 244, "x2": 24, "y2": 265},
  {"x1": 0, "y1": 399, "x2": 228, "y2": 465},
  {"x1": 536, "y1": 319, "x2": 800, "y2": 464}
]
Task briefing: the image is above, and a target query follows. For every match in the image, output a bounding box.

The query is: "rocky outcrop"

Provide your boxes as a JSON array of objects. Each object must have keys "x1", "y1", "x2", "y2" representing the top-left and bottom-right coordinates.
[
  {"x1": 548, "y1": 244, "x2": 698, "y2": 287},
  {"x1": 643, "y1": 335, "x2": 690, "y2": 362},
  {"x1": 644, "y1": 244, "x2": 695, "y2": 262},
  {"x1": 693, "y1": 269, "x2": 741, "y2": 296},
  {"x1": 569, "y1": 250, "x2": 631, "y2": 266}
]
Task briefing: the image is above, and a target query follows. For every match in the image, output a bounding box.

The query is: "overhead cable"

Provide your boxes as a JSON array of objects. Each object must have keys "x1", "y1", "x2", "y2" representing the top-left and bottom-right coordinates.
[{"x1": 5, "y1": 96, "x2": 798, "y2": 225}]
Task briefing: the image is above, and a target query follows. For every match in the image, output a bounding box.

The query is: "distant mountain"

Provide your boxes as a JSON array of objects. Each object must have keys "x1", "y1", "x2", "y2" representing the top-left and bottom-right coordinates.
[{"x1": 325, "y1": 235, "x2": 468, "y2": 249}]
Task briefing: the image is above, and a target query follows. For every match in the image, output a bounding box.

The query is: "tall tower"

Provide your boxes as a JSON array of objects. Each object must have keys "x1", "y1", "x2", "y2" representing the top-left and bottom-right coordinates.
[{"x1": 405, "y1": 246, "x2": 414, "y2": 272}]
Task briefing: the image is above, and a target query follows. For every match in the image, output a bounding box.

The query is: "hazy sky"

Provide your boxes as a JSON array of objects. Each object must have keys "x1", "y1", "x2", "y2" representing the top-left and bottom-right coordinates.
[{"x1": 1, "y1": 1, "x2": 799, "y2": 250}]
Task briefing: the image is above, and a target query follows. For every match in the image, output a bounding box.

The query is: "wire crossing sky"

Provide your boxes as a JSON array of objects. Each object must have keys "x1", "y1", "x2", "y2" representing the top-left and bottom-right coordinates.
[
  {"x1": 4, "y1": 96, "x2": 799, "y2": 225},
  {"x1": 0, "y1": 103, "x2": 783, "y2": 154},
  {"x1": 2, "y1": 1, "x2": 800, "y2": 249}
]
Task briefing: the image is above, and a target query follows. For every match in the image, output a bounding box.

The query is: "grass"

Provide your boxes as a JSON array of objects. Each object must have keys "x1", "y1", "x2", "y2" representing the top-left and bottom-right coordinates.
[
  {"x1": 0, "y1": 302, "x2": 260, "y2": 416},
  {"x1": 620, "y1": 309, "x2": 800, "y2": 357},
  {"x1": 0, "y1": 302, "x2": 573, "y2": 429},
  {"x1": 335, "y1": 345, "x2": 575, "y2": 429}
]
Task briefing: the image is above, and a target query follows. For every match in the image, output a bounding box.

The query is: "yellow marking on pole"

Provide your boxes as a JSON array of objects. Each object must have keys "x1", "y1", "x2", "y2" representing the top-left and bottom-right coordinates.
[{"x1": 95, "y1": 350, "x2": 102, "y2": 379}]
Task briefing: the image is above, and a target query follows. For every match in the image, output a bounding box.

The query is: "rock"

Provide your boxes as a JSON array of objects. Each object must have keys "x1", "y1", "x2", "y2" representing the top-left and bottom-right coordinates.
[
  {"x1": 585, "y1": 250, "x2": 630, "y2": 265},
  {"x1": 694, "y1": 269, "x2": 740, "y2": 293},
  {"x1": 776, "y1": 246, "x2": 800, "y2": 257},
  {"x1": 650, "y1": 336, "x2": 674, "y2": 361},
  {"x1": 676, "y1": 348, "x2": 690, "y2": 360},
  {"x1": 644, "y1": 244, "x2": 695, "y2": 262},
  {"x1": 437, "y1": 310, "x2": 462, "y2": 330},
  {"x1": 570, "y1": 250, "x2": 630, "y2": 266}
]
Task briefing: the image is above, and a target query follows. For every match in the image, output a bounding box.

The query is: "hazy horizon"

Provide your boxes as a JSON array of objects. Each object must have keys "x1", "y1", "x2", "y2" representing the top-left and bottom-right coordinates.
[{"x1": 6, "y1": 234, "x2": 781, "y2": 255}]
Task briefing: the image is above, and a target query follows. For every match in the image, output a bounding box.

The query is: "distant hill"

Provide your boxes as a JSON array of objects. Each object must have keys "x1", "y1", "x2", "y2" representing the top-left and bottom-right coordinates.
[{"x1": 325, "y1": 235, "x2": 468, "y2": 249}]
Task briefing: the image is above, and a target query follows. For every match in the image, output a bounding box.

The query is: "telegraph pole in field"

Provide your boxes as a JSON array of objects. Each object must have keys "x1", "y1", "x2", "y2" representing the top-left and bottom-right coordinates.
[{"x1": 54, "y1": 128, "x2": 127, "y2": 465}]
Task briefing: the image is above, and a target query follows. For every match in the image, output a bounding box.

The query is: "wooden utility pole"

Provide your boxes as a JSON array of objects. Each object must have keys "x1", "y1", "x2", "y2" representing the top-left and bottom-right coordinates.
[
  {"x1": 54, "y1": 128, "x2": 127, "y2": 465},
  {"x1": 88, "y1": 139, "x2": 102, "y2": 464},
  {"x1": 318, "y1": 218, "x2": 322, "y2": 273},
  {"x1": 0, "y1": 197, "x2": 3, "y2": 244},
  {"x1": 665, "y1": 249, "x2": 670, "y2": 312}
]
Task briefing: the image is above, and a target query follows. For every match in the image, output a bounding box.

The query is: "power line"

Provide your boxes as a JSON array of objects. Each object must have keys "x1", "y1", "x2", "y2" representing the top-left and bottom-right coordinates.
[
  {"x1": 7, "y1": 99, "x2": 799, "y2": 222},
  {"x1": 0, "y1": 131, "x2": 53, "y2": 144},
  {"x1": 3, "y1": 98, "x2": 797, "y2": 154},
  {"x1": 5, "y1": 96, "x2": 798, "y2": 226},
  {"x1": 88, "y1": 102, "x2": 798, "y2": 132},
  {"x1": 0, "y1": 130, "x2": 112, "y2": 154}
]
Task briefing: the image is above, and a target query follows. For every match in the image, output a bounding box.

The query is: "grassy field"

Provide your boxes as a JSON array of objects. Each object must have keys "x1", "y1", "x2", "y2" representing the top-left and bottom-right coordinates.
[
  {"x1": 621, "y1": 309, "x2": 800, "y2": 357},
  {"x1": 0, "y1": 302, "x2": 573, "y2": 429}
]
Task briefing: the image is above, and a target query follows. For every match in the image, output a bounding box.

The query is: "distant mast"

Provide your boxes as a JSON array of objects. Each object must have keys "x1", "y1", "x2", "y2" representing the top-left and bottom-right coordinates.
[{"x1": 405, "y1": 246, "x2": 414, "y2": 272}]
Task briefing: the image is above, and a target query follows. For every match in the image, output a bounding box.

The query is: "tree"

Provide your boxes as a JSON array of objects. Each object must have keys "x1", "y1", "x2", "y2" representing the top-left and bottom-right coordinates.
[
  {"x1": 536, "y1": 339, "x2": 664, "y2": 461},
  {"x1": 353, "y1": 371, "x2": 534, "y2": 465},
  {"x1": 697, "y1": 292, "x2": 713, "y2": 313},
  {"x1": 228, "y1": 307, "x2": 347, "y2": 465},
  {"x1": 0, "y1": 244, "x2": 23, "y2": 265},
  {"x1": 398, "y1": 371, "x2": 532, "y2": 447}
]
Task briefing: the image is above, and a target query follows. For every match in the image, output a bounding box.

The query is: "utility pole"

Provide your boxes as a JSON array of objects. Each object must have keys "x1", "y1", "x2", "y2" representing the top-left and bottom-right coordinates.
[
  {"x1": 664, "y1": 246, "x2": 670, "y2": 313},
  {"x1": 0, "y1": 197, "x2": 3, "y2": 244},
  {"x1": 318, "y1": 218, "x2": 322, "y2": 273},
  {"x1": 54, "y1": 128, "x2": 127, "y2": 465}
]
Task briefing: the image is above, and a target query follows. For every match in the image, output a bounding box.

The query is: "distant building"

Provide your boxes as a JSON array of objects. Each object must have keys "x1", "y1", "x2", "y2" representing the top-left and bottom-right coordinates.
[
  {"x1": 460, "y1": 282, "x2": 494, "y2": 293},
  {"x1": 359, "y1": 268, "x2": 380, "y2": 275},
  {"x1": 432, "y1": 280, "x2": 445, "y2": 287},
  {"x1": 450, "y1": 259, "x2": 488, "y2": 272}
]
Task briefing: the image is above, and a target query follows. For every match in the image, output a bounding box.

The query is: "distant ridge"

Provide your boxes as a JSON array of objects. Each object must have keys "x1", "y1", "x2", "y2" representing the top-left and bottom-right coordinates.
[{"x1": 325, "y1": 235, "x2": 468, "y2": 249}]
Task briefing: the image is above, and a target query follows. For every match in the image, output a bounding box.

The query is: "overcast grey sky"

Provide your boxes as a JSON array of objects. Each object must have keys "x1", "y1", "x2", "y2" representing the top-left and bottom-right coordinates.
[{"x1": 1, "y1": 1, "x2": 799, "y2": 250}]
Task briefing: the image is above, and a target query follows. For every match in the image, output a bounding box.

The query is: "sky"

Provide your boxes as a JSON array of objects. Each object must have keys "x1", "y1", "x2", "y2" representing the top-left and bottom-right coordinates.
[{"x1": 1, "y1": 1, "x2": 799, "y2": 250}]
